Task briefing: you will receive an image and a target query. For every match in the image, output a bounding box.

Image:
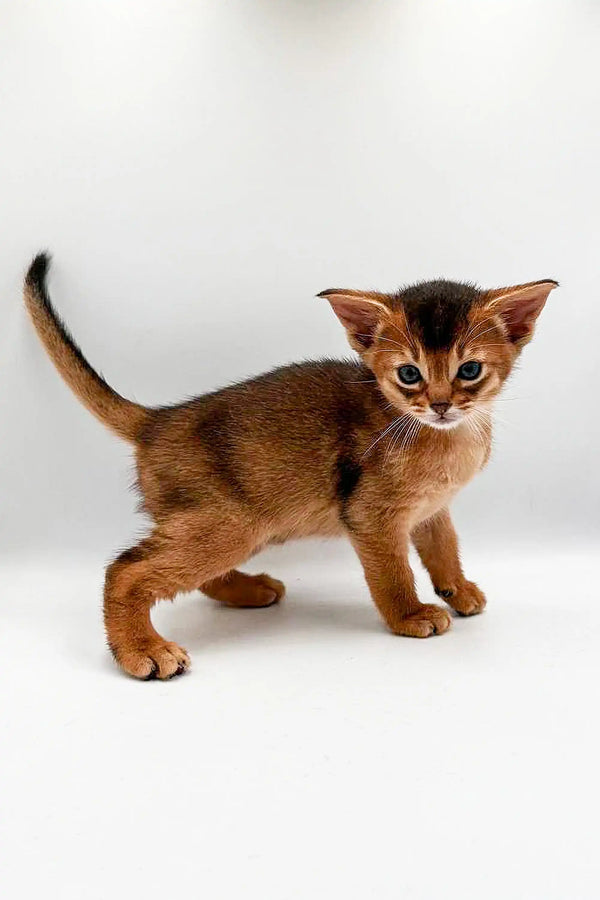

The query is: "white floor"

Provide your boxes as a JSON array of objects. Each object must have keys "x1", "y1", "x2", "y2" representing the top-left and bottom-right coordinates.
[{"x1": 2, "y1": 539, "x2": 599, "y2": 900}]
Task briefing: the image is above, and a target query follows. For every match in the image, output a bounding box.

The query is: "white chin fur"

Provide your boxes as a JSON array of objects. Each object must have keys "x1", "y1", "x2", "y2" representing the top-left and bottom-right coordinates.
[{"x1": 420, "y1": 414, "x2": 464, "y2": 431}]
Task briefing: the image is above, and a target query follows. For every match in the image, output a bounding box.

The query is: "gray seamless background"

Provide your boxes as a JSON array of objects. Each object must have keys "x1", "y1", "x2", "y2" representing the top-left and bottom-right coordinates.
[{"x1": 1, "y1": 0, "x2": 598, "y2": 560}]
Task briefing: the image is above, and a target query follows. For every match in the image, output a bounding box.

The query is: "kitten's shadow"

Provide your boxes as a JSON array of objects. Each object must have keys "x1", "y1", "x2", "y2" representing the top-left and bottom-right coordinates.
[
  {"x1": 162, "y1": 539, "x2": 384, "y2": 652},
  {"x1": 157, "y1": 589, "x2": 383, "y2": 654}
]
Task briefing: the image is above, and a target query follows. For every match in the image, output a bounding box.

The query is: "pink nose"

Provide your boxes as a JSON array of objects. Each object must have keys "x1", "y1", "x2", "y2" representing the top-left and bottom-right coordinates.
[{"x1": 430, "y1": 401, "x2": 451, "y2": 415}]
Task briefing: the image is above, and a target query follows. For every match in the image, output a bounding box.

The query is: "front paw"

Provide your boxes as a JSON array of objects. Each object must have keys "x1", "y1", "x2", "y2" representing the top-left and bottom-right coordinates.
[
  {"x1": 390, "y1": 603, "x2": 452, "y2": 638},
  {"x1": 111, "y1": 640, "x2": 191, "y2": 680},
  {"x1": 435, "y1": 580, "x2": 486, "y2": 617}
]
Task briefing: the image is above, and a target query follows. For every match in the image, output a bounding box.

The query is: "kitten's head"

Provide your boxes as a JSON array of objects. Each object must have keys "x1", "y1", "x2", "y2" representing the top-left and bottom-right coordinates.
[{"x1": 320, "y1": 278, "x2": 557, "y2": 429}]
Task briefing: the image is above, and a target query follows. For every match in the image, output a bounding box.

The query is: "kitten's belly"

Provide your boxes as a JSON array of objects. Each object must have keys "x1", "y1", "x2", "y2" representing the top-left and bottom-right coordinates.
[{"x1": 270, "y1": 502, "x2": 345, "y2": 543}]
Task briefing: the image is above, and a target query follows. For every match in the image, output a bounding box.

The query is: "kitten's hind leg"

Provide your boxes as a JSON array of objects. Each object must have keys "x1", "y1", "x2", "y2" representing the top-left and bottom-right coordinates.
[
  {"x1": 202, "y1": 570, "x2": 285, "y2": 608},
  {"x1": 104, "y1": 509, "x2": 263, "y2": 679}
]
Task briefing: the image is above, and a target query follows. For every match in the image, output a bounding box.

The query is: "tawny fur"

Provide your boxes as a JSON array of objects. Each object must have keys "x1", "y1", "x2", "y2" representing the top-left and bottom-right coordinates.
[{"x1": 23, "y1": 255, "x2": 557, "y2": 679}]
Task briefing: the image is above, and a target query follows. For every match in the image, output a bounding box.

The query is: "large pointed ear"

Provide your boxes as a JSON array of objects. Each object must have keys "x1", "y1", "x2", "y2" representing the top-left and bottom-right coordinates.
[
  {"x1": 485, "y1": 280, "x2": 558, "y2": 347},
  {"x1": 317, "y1": 288, "x2": 391, "y2": 352}
]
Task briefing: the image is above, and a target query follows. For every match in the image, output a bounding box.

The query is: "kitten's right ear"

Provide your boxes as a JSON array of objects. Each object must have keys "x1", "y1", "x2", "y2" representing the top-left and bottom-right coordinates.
[{"x1": 318, "y1": 289, "x2": 391, "y2": 352}]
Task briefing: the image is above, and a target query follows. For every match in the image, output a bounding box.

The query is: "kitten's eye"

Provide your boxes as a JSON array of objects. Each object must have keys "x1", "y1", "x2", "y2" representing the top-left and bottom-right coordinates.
[
  {"x1": 397, "y1": 364, "x2": 422, "y2": 385},
  {"x1": 457, "y1": 361, "x2": 482, "y2": 381}
]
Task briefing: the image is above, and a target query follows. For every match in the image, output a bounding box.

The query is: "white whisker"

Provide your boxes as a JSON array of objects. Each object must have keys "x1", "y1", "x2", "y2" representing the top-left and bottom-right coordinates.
[
  {"x1": 385, "y1": 415, "x2": 421, "y2": 465},
  {"x1": 377, "y1": 336, "x2": 408, "y2": 349},
  {"x1": 401, "y1": 308, "x2": 420, "y2": 356},
  {"x1": 361, "y1": 415, "x2": 406, "y2": 459},
  {"x1": 463, "y1": 324, "x2": 503, "y2": 345},
  {"x1": 395, "y1": 415, "x2": 422, "y2": 462},
  {"x1": 460, "y1": 315, "x2": 500, "y2": 345},
  {"x1": 470, "y1": 409, "x2": 496, "y2": 438},
  {"x1": 382, "y1": 417, "x2": 411, "y2": 467},
  {"x1": 374, "y1": 349, "x2": 412, "y2": 354},
  {"x1": 466, "y1": 414, "x2": 486, "y2": 446}
]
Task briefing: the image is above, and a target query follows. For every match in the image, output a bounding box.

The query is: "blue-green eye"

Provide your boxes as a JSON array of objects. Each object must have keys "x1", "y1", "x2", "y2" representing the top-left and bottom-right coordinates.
[
  {"x1": 457, "y1": 361, "x2": 482, "y2": 380},
  {"x1": 398, "y1": 364, "x2": 422, "y2": 385}
]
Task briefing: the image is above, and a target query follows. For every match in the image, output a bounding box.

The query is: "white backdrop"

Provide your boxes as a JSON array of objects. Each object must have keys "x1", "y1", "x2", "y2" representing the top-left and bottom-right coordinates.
[
  {"x1": 2, "y1": 5, "x2": 600, "y2": 900},
  {"x1": 1, "y1": 0, "x2": 598, "y2": 558}
]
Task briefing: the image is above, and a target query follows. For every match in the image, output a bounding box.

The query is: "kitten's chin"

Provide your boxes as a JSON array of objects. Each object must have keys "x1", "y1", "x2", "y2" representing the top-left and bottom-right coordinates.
[
  {"x1": 421, "y1": 416, "x2": 464, "y2": 431},
  {"x1": 419, "y1": 408, "x2": 492, "y2": 431}
]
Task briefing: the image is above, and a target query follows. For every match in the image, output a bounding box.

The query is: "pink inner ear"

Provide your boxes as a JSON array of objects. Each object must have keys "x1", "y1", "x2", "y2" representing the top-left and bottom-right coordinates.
[
  {"x1": 502, "y1": 296, "x2": 542, "y2": 341},
  {"x1": 496, "y1": 282, "x2": 557, "y2": 343},
  {"x1": 327, "y1": 297, "x2": 385, "y2": 347}
]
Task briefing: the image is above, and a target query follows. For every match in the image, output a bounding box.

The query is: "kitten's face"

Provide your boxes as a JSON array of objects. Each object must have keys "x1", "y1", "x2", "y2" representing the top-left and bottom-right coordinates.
[
  {"x1": 367, "y1": 328, "x2": 510, "y2": 430},
  {"x1": 320, "y1": 279, "x2": 557, "y2": 431}
]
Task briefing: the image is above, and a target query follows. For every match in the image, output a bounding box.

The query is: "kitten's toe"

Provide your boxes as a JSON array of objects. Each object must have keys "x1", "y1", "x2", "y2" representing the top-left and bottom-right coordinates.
[
  {"x1": 251, "y1": 573, "x2": 286, "y2": 605},
  {"x1": 114, "y1": 641, "x2": 191, "y2": 680},
  {"x1": 436, "y1": 581, "x2": 486, "y2": 616},
  {"x1": 392, "y1": 604, "x2": 452, "y2": 638}
]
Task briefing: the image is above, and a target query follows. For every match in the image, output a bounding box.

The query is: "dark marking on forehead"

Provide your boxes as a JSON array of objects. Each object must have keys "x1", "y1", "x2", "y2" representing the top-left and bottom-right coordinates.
[{"x1": 390, "y1": 280, "x2": 481, "y2": 351}]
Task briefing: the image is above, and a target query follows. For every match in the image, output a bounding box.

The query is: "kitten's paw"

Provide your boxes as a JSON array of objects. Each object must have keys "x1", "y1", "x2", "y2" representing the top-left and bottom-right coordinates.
[
  {"x1": 436, "y1": 581, "x2": 486, "y2": 617},
  {"x1": 206, "y1": 572, "x2": 285, "y2": 608},
  {"x1": 392, "y1": 604, "x2": 452, "y2": 638},
  {"x1": 112, "y1": 640, "x2": 191, "y2": 680},
  {"x1": 228, "y1": 573, "x2": 285, "y2": 608}
]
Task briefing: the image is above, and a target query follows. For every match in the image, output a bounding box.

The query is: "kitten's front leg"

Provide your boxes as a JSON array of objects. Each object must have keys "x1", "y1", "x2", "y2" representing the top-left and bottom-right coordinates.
[
  {"x1": 411, "y1": 508, "x2": 486, "y2": 617},
  {"x1": 350, "y1": 524, "x2": 451, "y2": 638}
]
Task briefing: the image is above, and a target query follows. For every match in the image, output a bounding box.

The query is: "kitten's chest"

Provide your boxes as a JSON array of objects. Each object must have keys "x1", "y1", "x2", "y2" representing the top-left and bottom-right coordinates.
[{"x1": 392, "y1": 431, "x2": 489, "y2": 525}]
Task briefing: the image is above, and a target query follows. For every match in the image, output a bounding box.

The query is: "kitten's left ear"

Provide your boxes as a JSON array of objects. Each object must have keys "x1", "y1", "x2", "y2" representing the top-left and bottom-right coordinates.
[
  {"x1": 318, "y1": 288, "x2": 391, "y2": 353},
  {"x1": 485, "y1": 279, "x2": 559, "y2": 347}
]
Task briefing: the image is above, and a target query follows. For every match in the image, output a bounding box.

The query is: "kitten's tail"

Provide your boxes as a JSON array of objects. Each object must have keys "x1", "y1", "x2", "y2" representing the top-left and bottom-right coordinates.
[{"x1": 23, "y1": 253, "x2": 150, "y2": 443}]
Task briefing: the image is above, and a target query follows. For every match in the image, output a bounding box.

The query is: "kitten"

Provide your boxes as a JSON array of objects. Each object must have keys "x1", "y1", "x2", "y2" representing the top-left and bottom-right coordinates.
[{"x1": 24, "y1": 254, "x2": 557, "y2": 680}]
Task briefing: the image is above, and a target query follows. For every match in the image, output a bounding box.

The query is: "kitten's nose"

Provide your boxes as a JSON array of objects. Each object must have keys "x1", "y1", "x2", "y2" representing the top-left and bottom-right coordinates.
[{"x1": 430, "y1": 401, "x2": 451, "y2": 416}]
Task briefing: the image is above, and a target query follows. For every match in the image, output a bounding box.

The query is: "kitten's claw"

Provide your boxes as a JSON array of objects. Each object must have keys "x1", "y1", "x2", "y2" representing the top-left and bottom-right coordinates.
[
  {"x1": 113, "y1": 641, "x2": 191, "y2": 680},
  {"x1": 391, "y1": 604, "x2": 452, "y2": 638},
  {"x1": 436, "y1": 580, "x2": 486, "y2": 616}
]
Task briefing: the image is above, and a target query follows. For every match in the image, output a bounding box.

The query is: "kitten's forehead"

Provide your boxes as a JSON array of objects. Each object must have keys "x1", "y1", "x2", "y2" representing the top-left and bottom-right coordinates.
[{"x1": 391, "y1": 280, "x2": 482, "y2": 351}]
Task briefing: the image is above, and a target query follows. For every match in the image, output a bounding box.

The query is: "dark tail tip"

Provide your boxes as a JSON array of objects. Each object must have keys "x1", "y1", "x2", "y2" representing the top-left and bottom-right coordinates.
[{"x1": 26, "y1": 252, "x2": 52, "y2": 292}]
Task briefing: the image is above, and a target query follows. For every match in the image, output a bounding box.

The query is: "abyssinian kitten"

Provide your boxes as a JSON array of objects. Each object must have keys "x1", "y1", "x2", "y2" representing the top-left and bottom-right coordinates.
[{"x1": 24, "y1": 254, "x2": 557, "y2": 680}]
